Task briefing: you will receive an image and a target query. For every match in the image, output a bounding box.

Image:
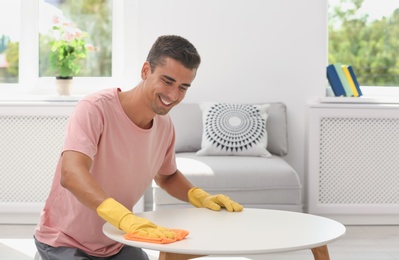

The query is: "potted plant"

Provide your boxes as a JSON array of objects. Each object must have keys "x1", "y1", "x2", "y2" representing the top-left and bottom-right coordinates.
[{"x1": 48, "y1": 15, "x2": 93, "y2": 95}]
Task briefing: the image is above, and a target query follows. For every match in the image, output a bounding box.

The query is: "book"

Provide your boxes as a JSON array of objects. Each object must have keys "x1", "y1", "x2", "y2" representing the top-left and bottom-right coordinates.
[
  {"x1": 347, "y1": 65, "x2": 363, "y2": 96},
  {"x1": 341, "y1": 65, "x2": 359, "y2": 97},
  {"x1": 333, "y1": 63, "x2": 354, "y2": 97},
  {"x1": 326, "y1": 64, "x2": 346, "y2": 97}
]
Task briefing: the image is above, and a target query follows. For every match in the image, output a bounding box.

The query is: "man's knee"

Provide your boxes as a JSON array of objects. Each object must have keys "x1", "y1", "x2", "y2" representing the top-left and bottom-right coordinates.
[{"x1": 34, "y1": 237, "x2": 86, "y2": 260}]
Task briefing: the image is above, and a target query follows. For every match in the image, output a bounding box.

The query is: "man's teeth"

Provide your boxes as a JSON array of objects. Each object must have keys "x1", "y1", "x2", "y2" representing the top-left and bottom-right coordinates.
[{"x1": 161, "y1": 98, "x2": 172, "y2": 105}]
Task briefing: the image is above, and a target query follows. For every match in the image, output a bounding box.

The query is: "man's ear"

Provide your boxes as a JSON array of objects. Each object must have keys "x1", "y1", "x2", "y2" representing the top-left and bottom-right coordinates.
[{"x1": 141, "y1": 61, "x2": 151, "y2": 80}]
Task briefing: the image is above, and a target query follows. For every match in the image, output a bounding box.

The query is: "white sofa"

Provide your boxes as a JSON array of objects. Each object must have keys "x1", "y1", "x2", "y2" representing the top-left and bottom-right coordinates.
[{"x1": 144, "y1": 102, "x2": 302, "y2": 212}]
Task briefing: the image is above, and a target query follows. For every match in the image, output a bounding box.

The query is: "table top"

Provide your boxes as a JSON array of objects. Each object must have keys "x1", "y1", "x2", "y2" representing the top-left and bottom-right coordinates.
[{"x1": 103, "y1": 208, "x2": 346, "y2": 256}]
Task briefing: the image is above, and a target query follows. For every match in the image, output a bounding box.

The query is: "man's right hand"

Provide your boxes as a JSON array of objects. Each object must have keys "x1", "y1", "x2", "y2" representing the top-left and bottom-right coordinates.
[
  {"x1": 97, "y1": 198, "x2": 175, "y2": 239},
  {"x1": 119, "y1": 213, "x2": 176, "y2": 238}
]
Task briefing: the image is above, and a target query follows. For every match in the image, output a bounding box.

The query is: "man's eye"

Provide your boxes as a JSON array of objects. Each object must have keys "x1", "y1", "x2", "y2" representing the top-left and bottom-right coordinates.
[
  {"x1": 163, "y1": 79, "x2": 172, "y2": 85},
  {"x1": 180, "y1": 86, "x2": 188, "y2": 91}
]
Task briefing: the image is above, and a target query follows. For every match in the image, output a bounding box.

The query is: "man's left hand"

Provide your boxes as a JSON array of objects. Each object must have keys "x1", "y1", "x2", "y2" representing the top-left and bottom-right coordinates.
[{"x1": 188, "y1": 187, "x2": 243, "y2": 212}]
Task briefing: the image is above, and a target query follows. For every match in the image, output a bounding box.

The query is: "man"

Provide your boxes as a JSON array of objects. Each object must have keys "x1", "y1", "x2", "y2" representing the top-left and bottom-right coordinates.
[{"x1": 34, "y1": 35, "x2": 243, "y2": 260}]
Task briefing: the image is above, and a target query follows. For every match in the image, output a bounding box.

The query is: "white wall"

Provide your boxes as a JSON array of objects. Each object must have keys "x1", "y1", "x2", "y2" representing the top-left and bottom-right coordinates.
[{"x1": 129, "y1": 0, "x2": 328, "y2": 209}]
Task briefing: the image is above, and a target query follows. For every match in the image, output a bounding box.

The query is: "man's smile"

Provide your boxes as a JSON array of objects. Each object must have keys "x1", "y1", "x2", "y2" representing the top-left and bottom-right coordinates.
[{"x1": 159, "y1": 95, "x2": 173, "y2": 106}]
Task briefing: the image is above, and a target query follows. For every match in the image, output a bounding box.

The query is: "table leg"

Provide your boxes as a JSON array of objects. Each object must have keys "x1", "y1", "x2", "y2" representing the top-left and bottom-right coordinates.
[
  {"x1": 158, "y1": 251, "x2": 206, "y2": 260},
  {"x1": 311, "y1": 245, "x2": 330, "y2": 260}
]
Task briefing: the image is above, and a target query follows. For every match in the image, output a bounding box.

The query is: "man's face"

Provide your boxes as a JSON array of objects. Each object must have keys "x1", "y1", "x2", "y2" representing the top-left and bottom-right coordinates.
[{"x1": 141, "y1": 57, "x2": 197, "y2": 115}]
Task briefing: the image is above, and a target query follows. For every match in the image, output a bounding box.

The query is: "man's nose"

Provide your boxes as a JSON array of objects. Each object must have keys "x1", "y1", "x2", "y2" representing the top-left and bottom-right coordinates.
[{"x1": 165, "y1": 86, "x2": 179, "y2": 102}]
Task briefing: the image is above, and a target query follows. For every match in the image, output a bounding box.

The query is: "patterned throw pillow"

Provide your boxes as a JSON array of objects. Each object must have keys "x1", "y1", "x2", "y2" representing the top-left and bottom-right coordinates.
[{"x1": 196, "y1": 102, "x2": 271, "y2": 157}]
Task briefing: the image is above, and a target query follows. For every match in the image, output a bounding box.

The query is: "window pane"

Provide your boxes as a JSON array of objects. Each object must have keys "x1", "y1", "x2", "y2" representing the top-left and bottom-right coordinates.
[
  {"x1": 0, "y1": 0, "x2": 20, "y2": 83},
  {"x1": 329, "y1": 0, "x2": 399, "y2": 87},
  {"x1": 39, "y1": 0, "x2": 112, "y2": 78}
]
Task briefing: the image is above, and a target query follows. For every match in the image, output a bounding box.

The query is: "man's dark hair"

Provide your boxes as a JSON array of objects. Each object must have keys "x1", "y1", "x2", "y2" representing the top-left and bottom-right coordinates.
[{"x1": 146, "y1": 35, "x2": 201, "y2": 71}]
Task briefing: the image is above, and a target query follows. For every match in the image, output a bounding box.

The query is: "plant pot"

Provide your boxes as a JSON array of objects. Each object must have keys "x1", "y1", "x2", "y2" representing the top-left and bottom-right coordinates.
[{"x1": 55, "y1": 77, "x2": 73, "y2": 96}]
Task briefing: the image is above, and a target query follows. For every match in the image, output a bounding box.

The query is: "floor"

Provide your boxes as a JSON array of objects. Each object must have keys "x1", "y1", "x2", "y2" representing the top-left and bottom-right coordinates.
[{"x1": 1, "y1": 224, "x2": 399, "y2": 260}]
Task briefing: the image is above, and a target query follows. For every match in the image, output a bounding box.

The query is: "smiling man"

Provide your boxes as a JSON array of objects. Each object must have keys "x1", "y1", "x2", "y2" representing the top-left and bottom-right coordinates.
[{"x1": 34, "y1": 35, "x2": 243, "y2": 260}]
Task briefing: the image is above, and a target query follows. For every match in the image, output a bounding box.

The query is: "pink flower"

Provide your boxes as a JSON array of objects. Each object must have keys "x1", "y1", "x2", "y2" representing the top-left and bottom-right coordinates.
[
  {"x1": 64, "y1": 32, "x2": 75, "y2": 42},
  {"x1": 62, "y1": 27, "x2": 76, "y2": 42},
  {"x1": 85, "y1": 43, "x2": 94, "y2": 51},
  {"x1": 52, "y1": 15, "x2": 60, "y2": 25},
  {"x1": 75, "y1": 28, "x2": 82, "y2": 39}
]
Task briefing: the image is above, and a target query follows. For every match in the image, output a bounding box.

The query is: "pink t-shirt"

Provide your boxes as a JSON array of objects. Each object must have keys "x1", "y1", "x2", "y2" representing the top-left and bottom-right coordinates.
[{"x1": 34, "y1": 88, "x2": 177, "y2": 257}]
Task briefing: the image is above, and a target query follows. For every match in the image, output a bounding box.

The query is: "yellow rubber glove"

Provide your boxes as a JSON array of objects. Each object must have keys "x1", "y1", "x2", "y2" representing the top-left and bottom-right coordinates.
[
  {"x1": 188, "y1": 187, "x2": 244, "y2": 212},
  {"x1": 97, "y1": 198, "x2": 175, "y2": 239}
]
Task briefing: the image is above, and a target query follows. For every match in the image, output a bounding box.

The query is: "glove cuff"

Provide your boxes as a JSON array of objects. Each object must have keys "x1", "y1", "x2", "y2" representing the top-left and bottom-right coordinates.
[
  {"x1": 188, "y1": 187, "x2": 210, "y2": 208},
  {"x1": 96, "y1": 198, "x2": 132, "y2": 229}
]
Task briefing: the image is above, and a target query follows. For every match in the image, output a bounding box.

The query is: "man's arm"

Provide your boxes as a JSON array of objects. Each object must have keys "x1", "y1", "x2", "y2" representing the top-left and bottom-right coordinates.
[
  {"x1": 155, "y1": 170, "x2": 243, "y2": 212},
  {"x1": 60, "y1": 150, "x2": 179, "y2": 239},
  {"x1": 60, "y1": 150, "x2": 108, "y2": 211}
]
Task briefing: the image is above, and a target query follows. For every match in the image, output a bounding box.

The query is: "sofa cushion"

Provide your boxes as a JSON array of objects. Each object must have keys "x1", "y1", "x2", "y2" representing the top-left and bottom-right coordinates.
[
  {"x1": 169, "y1": 103, "x2": 203, "y2": 153},
  {"x1": 169, "y1": 102, "x2": 288, "y2": 156},
  {"x1": 153, "y1": 152, "x2": 302, "y2": 208},
  {"x1": 196, "y1": 102, "x2": 271, "y2": 157},
  {"x1": 265, "y1": 102, "x2": 288, "y2": 156}
]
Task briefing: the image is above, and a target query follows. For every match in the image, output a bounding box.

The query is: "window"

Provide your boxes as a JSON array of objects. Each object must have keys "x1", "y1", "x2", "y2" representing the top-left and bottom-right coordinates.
[
  {"x1": 0, "y1": 0, "x2": 20, "y2": 83},
  {"x1": 0, "y1": 0, "x2": 133, "y2": 97},
  {"x1": 39, "y1": 0, "x2": 112, "y2": 78},
  {"x1": 328, "y1": 0, "x2": 399, "y2": 88}
]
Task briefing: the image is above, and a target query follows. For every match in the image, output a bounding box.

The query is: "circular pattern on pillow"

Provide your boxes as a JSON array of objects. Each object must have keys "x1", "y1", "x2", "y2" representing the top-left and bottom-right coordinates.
[
  {"x1": 204, "y1": 103, "x2": 265, "y2": 152},
  {"x1": 197, "y1": 102, "x2": 271, "y2": 157}
]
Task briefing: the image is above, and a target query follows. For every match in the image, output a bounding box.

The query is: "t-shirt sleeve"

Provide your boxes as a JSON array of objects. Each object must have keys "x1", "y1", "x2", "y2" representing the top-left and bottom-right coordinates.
[{"x1": 62, "y1": 100, "x2": 104, "y2": 159}]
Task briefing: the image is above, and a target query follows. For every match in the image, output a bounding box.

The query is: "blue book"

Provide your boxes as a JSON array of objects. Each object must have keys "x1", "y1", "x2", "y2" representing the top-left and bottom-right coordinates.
[
  {"x1": 327, "y1": 64, "x2": 346, "y2": 97},
  {"x1": 347, "y1": 65, "x2": 363, "y2": 96}
]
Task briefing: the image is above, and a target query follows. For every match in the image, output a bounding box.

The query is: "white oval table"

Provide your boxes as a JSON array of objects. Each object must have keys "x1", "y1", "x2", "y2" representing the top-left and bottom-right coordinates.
[{"x1": 103, "y1": 208, "x2": 346, "y2": 260}]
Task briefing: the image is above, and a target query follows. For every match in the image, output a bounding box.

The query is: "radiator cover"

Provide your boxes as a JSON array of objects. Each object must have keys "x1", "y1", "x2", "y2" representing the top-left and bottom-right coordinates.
[
  {"x1": 0, "y1": 103, "x2": 75, "y2": 223},
  {"x1": 308, "y1": 104, "x2": 399, "y2": 223},
  {"x1": 1, "y1": 115, "x2": 69, "y2": 202},
  {"x1": 319, "y1": 117, "x2": 399, "y2": 205}
]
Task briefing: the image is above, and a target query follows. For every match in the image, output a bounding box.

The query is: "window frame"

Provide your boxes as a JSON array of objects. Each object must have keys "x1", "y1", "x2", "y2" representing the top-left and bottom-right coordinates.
[{"x1": 0, "y1": 0, "x2": 138, "y2": 98}]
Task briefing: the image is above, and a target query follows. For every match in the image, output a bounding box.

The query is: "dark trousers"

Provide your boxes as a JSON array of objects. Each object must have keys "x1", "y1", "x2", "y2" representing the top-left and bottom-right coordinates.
[{"x1": 34, "y1": 236, "x2": 149, "y2": 260}]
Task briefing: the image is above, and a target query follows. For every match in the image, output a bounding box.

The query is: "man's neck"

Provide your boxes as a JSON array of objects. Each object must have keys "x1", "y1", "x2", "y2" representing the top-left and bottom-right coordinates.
[{"x1": 119, "y1": 85, "x2": 155, "y2": 129}]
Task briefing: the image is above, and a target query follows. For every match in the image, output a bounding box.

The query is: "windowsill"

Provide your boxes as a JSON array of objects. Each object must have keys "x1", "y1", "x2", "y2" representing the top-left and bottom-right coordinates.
[
  {"x1": 0, "y1": 77, "x2": 127, "y2": 102},
  {"x1": 320, "y1": 96, "x2": 399, "y2": 104},
  {"x1": 0, "y1": 93, "x2": 83, "y2": 102},
  {"x1": 0, "y1": 83, "x2": 85, "y2": 102},
  {"x1": 322, "y1": 86, "x2": 399, "y2": 104}
]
